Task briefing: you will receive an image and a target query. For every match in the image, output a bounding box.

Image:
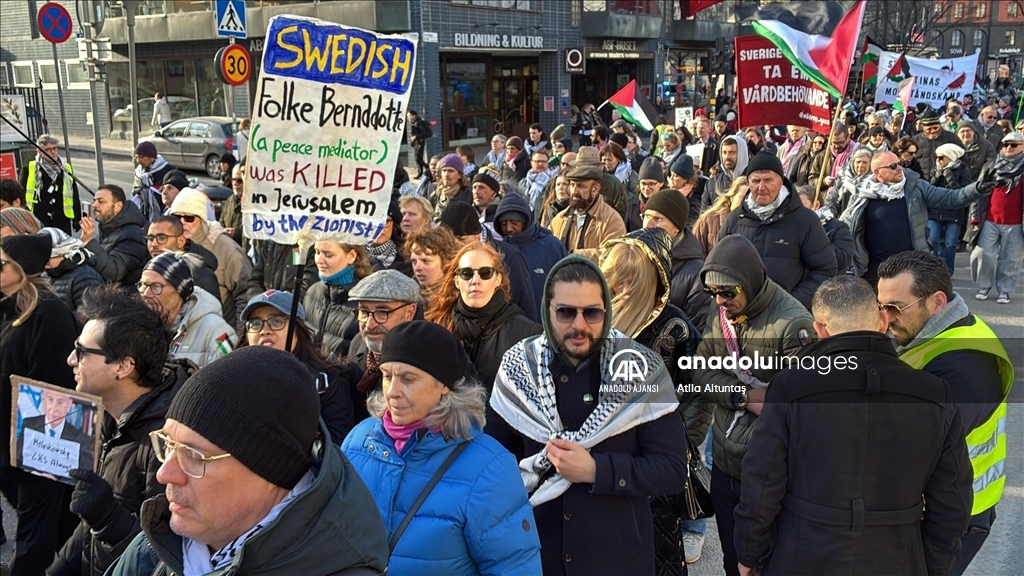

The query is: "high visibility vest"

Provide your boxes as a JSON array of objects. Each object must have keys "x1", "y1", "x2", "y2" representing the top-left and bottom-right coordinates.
[
  {"x1": 25, "y1": 160, "x2": 76, "y2": 219},
  {"x1": 901, "y1": 316, "x2": 1014, "y2": 515}
]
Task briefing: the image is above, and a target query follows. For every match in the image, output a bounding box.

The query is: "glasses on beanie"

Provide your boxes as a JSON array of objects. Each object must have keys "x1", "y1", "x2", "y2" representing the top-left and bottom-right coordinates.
[
  {"x1": 553, "y1": 305, "x2": 605, "y2": 324},
  {"x1": 245, "y1": 316, "x2": 288, "y2": 333},
  {"x1": 356, "y1": 302, "x2": 413, "y2": 324},
  {"x1": 137, "y1": 281, "x2": 168, "y2": 296},
  {"x1": 150, "y1": 430, "x2": 232, "y2": 479},
  {"x1": 145, "y1": 233, "x2": 180, "y2": 244},
  {"x1": 175, "y1": 214, "x2": 198, "y2": 223},
  {"x1": 457, "y1": 266, "x2": 496, "y2": 281},
  {"x1": 878, "y1": 295, "x2": 925, "y2": 318},
  {"x1": 703, "y1": 286, "x2": 742, "y2": 300}
]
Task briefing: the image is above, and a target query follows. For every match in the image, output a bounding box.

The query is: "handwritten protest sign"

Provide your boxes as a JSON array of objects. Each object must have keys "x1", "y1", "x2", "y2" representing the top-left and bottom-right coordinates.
[
  {"x1": 21, "y1": 427, "x2": 80, "y2": 477},
  {"x1": 243, "y1": 16, "x2": 417, "y2": 247},
  {"x1": 874, "y1": 50, "x2": 978, "y2": 110},
  {"x1": 734, "y1": 35, "x2": 832, "y2": 134}
]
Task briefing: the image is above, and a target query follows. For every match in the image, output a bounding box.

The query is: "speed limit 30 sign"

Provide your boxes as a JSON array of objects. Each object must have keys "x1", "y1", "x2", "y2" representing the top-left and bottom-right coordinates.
[{"x1": 216, "y1": 44, "x2": 251, "y2": 86}]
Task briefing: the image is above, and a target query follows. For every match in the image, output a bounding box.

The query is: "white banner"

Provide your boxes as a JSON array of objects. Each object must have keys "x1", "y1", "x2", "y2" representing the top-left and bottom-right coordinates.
[
  {"x1": 243, "y1": 15, "x2": 417, "y2": 247},
  {"x1": 1, "y1": 95, "x2": 28, "y2": 142},
  {"x1": 21, "y1": 428, "x2": 80, "y2": 478},
  {"x1": 875, "y1": 51, "x2": 978, "y2": 109}
]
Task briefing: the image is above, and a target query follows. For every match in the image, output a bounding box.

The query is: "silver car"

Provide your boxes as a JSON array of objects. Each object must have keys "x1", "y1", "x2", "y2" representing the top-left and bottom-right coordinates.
[{"x1": 139, "y1": 116, "x2": 235, "y2": 178}]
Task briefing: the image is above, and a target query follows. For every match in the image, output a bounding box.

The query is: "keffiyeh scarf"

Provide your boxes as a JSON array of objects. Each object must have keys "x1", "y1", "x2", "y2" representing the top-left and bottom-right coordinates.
[
  {"x1": 744, "y1": 187, "x2": 790, "y2": 221},
  {"x1": 367, "y1": 239, "x2": 398, "y2": 268},
  {"x1": 41, "y1": 227, "x2": 92, "y2": 265},
  {"x1": 490, "y1": 329, "x2": 678, "y2": 506},
  {"x1": 856, "y1": 174, "x2": 907, "y2": 201}
]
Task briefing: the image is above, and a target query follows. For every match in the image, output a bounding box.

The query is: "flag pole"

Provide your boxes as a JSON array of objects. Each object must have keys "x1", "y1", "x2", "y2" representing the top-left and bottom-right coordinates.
[{"x1": 814, "y1": 99, "x2": 845, "y2": 208}]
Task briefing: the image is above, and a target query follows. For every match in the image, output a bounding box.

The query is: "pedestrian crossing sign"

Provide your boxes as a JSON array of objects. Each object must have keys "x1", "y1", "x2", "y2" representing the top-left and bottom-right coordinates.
[{"x1": 215, "y1": 0, "x2": 246, "y2": 38}]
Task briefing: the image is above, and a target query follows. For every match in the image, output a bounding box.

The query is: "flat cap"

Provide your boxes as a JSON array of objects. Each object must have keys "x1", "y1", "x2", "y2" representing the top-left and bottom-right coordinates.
[
  {"x1": 564, "y1": 165, "x2": 603, "y2": 181},
  {"x1": 349, "y1": 269, "x2": 421, "y2": 303}
]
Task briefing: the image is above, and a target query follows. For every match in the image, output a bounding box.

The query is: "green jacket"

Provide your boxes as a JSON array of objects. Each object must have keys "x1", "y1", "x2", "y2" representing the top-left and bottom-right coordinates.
[
  {"x1": 694, "y1": 279, "x2": 815, "y2": 479},
  {"x1": 105, "y1": 421, "x2": 389, "y2": 576}
]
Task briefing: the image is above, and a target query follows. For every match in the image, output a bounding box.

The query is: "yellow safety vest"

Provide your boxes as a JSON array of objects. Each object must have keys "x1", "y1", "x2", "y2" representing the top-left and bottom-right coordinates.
[
  {"x1": 901, "y1": 316, "x2": 1014, "y2": 515},
  {"x1": 25, "y1": 160, "x2": 76, "y2": 219}
]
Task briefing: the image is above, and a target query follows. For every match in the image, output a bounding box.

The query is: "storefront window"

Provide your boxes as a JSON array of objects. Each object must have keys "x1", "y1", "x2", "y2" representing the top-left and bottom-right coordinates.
[
  {"x1": 448, "y1": 115, "x2": 490, "y2": 146},
  {"x1": 445, "y1": 62, "x2": 487, "y2": 113}
]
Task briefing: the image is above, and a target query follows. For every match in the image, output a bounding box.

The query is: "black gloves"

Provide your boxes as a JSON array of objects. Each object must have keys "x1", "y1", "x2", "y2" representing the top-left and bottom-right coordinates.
[{"x1": 69, "y1": 468, "x2": 117, "y2": 530}]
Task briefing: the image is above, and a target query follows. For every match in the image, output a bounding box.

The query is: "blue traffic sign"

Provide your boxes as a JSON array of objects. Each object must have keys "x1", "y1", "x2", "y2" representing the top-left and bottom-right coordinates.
[
  {"x1": 38, "y1": 2, "x2": 73, "y2": 44},
  {"x1": 215, "y1": 0, "x2": 247, "y2": 39}
]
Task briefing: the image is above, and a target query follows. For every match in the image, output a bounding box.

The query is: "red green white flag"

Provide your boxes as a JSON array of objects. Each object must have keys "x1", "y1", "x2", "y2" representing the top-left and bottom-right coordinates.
[{"x1": 602, "y1": 80, "x2": 658, "y2": 132}]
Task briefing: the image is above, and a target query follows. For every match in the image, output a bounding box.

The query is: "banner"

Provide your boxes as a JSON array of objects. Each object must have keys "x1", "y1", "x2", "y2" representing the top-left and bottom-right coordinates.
[
  {"x1": 734, "y1": 35, "x2": 832, "y2": 134},
  {"x1": 243, "y1": 15, "x2": 417, "y2": 247},
  {"x1": 875, "y1": 50, "x2": 978, "y2": 109},
  {"x1": 1, "y1": 95, "x2": 28, "y2": 142}
]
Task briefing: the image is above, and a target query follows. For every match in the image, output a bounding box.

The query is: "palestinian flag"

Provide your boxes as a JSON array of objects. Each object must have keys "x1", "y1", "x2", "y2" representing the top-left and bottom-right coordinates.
[
  {"x1": 892, "y1": 76, "x2": 915, "y2": 114},
  {"x1": 886, "y1": 54, "x2": 911, "y2": 82},
  {"x1": 603, "y1": 80, "x2": 658, "y2": 132},
  {"x1": 862, "y1": 37, "x2": 882, "y2": 86},
  {"x1": 737, "y1": 0, "x2": 866, "y2": 98}
]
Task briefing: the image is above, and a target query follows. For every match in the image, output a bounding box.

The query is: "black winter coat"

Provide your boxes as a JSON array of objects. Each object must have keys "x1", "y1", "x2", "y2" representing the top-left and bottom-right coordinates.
[
  {"x1": 49, "y1": 361, "x2": 195, "y2": 576},
  {"x1": 247, "y1": 241, "x2": 318, "y2": 299},
  {"x1": 668, "y1": 230, "x2": 711, "y2": 333},
  {"x1": 304, "y1": 280, "x2": 360, "y2": 360},
  {"x1": 451, "y1": 300, "x2": 541, "y2": 391},
  {"x1": 315, "y1": 364, "x2": 358, "y2": 445},
  {"x1": 928, "y1": 160, "x2": 974, "y2": 223},
  {"x1": 823, "y1": 217, "x2": 855, "y2": 275},
  {"x1": 719, "y1": 185, "x2": 838, "y2": 309},
  {"x1": 182, "y1": 240, "x2": 221, "y2": 308},
  {"x1": 913, "y1": 130, "x2": 962, "y2": 181},
  {"x1": 46, "y1": 258, "x2": 104, "y2": 314},
  {"x1": 85, "y1": 202, "x2": 150, "y2": 286},
  {"x1": 733, "y1": 333, "x2": 972, "y2": 576}
]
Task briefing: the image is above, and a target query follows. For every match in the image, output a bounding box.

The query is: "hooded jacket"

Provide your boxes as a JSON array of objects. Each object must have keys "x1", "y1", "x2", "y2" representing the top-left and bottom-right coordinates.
[
  {"x1": 840, "y1": 170, "x2": 990, "y2": 276},
  {"x1": 549, "y1": 192, "x2": 627, "y2": 263},
  {"x1": 719, "y1": 181, "x2": 838, "y2": 309},
  {"x1": 668, "y1": 229, "x2": 711, "y2": 332},
  {"x1": 957, "y1": 122, "x2": 998, "y2": 180},
  {"x1": 495, "y1": 193, "x2": 568, "y2": 307},
  {"x1": 85, "y1": 201, "x2": 150, "y2": 286},
  {"x1": 107, "y1": 420, "x2": 390, "y2": 576},
  {"x1": 694, "y1": 235, "x2": 816, "y2": 480},
  {"x1": 703, "y1": 135, "x2": 750, "y2": 210},
  {"x1": 168, "y1": 287, "x2": 236, "y2": 369},
  {"x1": 46, "y1": 257, "x2": 104, "y2": 314},
  {"x1": 342, "y1": 420, "x2": 543, "y2": 575},
  {"x1": 50, "y1": 361, "x2": 196, "y2": 576},
  {"x1": 189, "y1": 221, "x2": 251, "y2": 333}
]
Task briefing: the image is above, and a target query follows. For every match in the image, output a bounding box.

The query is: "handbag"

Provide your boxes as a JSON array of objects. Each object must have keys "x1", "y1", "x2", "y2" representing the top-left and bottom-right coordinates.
[{"x1": 681, "y1": 441, "x2": 714, "y2": 520}]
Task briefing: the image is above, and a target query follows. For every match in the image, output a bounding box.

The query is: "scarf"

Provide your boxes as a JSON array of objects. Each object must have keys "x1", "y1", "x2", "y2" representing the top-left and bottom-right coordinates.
[
  {"x1": 744, "y1": 187, "x2": 789, "y2": 221},
  {"x1": 366, "y1": 240, "x2": 397, "y2": 269},
  {"x1": 382, "y1": 410, "x2": 423, "y2": 453},
  {"x1": 453, "y1": 291, "x2": 512, "y2": 359},
  {"x1": 780, "y1": 137, "x2": 805, "y2": 173},
  {"x1": 35, "y1": 154, "x2": 62, "y2": 181},
  {"x1": 43, "y1": 227, "x2": 92, "y2": 265},
  {"x1": 856, "y1": 174, "x2": 907, "y2": 201},
  {"x1": 181, "y1": 470, "x2": 314, "y2": 576},
  {"x1": 897, "y1": 293, "x2": 970, "y2": 354},
  {"x1": 613, "y1": 162, "x2": 631, "y2": 184},
  {"x1": 830, "y1": 142, "x2": 857, "y2": 179},
  {"x1": 356, "y1": 350, "x2": 382, "y2": 394},
  {"x1": 320, "y1": 265, "x2": 355, "y2": 286},
  {"x1": 490, "y1": 329, "x2": 678, "y2": 506},
  {"x1": 718, "y1": 307, "x2": 768, "y2": 439},
  {"x1": 816, "y1": 206, "x2": 835, "y2": 225}
]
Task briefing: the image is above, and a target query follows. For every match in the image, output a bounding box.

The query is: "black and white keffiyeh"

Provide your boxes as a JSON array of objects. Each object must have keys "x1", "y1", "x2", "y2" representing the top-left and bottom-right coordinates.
[{"x1": 490, "y1": 329, "x2": 678, "y2": 506}]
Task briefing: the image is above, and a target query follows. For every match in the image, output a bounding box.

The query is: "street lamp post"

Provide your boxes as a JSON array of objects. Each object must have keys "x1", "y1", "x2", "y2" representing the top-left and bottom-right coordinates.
[{"x1": 124, "y1": 0, "x2": 140, "y2": 145}]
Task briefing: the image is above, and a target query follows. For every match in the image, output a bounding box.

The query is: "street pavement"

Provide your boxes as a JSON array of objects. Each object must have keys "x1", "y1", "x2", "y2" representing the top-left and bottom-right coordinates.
[{"x1": 2, "y1": 250, "x2": 1022, "y2": 575}]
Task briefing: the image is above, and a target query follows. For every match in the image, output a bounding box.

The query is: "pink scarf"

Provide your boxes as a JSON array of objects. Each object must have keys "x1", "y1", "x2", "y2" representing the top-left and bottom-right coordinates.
[
  {"x1": 383, "y1": 410, "x2": 423, "y2": 453},
  {"x1": 781, "y1": 137, "x2": 804, "y2": 173},
  {"x1": 830, "y1": 141, "x2": 856, "y2": 179},
  {"x1": 719, "y1": 306, "x2": 751, "y2": 383}
]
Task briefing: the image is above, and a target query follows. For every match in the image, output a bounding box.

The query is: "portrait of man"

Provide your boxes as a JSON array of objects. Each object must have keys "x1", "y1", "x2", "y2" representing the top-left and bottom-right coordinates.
[{"x1": 16, "y1": 386, "x2": 96, "y2": 479}]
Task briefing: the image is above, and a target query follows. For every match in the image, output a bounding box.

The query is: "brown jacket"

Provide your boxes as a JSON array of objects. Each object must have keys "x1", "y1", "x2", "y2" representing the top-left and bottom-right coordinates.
[
  {"x1": 692, "y1": 210, "x2": 730, "y2": 258},
  {"x1": 549, "y1": 194, "x2": 627, "y2": 262}
]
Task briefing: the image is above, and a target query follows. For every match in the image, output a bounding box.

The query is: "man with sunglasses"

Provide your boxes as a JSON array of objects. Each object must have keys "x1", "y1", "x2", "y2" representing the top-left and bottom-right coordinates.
[
  {"x1": 878, "y1": 251, "x2": 1013, "y2": 576},
  {"x1": 913, "y1": 110, "x2": 964, "y2": 181},
  {"x1": 80, "y1": 184, "x2": 150, "y2": 287},
  {"x1": 106, "y1": 347, "x2": 389, "y2": 576},
  {"x1": 969, "y1": 131, "x2": 1024, "y2": 305},
  {"x1": 489, "y1": 255, "x2": 686, "y2": 576},
  {"x1": 692, "y1": 235, "x2": 815, "y2": 576},
  {"x1": 47, "y1": 284, "x2": 195, "y2": 576}
]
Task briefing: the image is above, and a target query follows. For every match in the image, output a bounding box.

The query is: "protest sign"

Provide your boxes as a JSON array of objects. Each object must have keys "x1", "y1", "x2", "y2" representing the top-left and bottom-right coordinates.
[
  {"x1": 10, "y1": 376, "x2": 102, "y2": 486},
  {"x1": 734, "y1": 35, "x2": 832, "y2": 134},
  {"x1": 243, "y1": 15, "x2": 417, "y2": 248},
  {"x1": 874, "y1": 50, "x2": 978, "y2": 109}
]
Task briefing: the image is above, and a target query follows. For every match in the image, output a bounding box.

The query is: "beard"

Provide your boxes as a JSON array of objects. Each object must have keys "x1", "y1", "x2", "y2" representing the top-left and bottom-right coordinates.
[
  {"x1": 557, "y1": 328, "x2": 599, "y2": 361},
  {"x1": 570, "y1": 194, "x2": 593, "y2": 210},
  {"x1": 363, "y1": 329, "x2": 386, "y2": 354}
]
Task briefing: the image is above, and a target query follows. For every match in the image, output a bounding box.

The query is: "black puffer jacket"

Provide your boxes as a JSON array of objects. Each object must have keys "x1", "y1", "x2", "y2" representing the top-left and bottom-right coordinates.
[
  {"x1": 85, "y1": 202, "x2": 150, "y2": 286},
  {"x1": 927, "y1": 159, "x2": 974, "y2": 224},
  {"x1": 304, "y1": 280, "x2": 360, "y2": 360},
  {"x1": 247, "y1": 241, "x2": 318, "y2": 300},
  {"x1": 822, "y1": 216, "x2": 855, "y2": 275},
  {"x1": 718, "y1": 182, "x2": 838, "y2": 309},
  {"x1": 46, "y1": 258, "x2": 104, "y2": 314},
  {"x1": 50, "y1": 360, "x2": 195, "y2": 576},
  {"x1": 668, "y1": 229, "x2": 711, "y2": 333}
]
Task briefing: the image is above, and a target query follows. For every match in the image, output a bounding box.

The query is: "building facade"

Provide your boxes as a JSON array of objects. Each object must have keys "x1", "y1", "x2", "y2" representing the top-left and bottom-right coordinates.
[{"x1": 931, "y1": 0, "x2": 1023, "y2": 87}]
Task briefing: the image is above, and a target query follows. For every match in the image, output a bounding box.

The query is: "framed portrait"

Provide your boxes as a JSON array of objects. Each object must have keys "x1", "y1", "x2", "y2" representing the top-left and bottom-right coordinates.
[{"x1": 9, "y1": 376, "x2": 103, "y2": 486}]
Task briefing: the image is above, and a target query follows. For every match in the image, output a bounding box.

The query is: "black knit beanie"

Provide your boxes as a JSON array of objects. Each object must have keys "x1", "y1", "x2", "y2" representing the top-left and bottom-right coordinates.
[
  {"x1": 144, "y1": 252, "x2": 195, "y2": 301},
  {"x1": 166, "y1": 347, "x2": 320, "y2": 489},
  {"x1": 557, "y1": 137, "x2": 573, "y2": 152},
  {"x1": 744, "y1": 151, "x2": 785, "y2": 179},
  {"x1": 162, "y1": 170, "x2": 190, "y2": 191},
  {"x1": 440, "y1": 201, "x2": 482, "y2": 236},
  {"x1": 472, "y1": 171, "x2": 500, "y2": 196},
  {"x1": 643, "y1": 189, "x2": 690, "y2": 232},
  {"x1": 381, "y1": 321, "x2": 468, "y2": 388},
  {"x1": 609, "y1": 133, "x2": 629, "y2": 149},
  {"x1": 638, "y1": 157, "x2": 665, "y2": 182},
  {"x1": 1, "y1": 233, "x2": 52, "y2": 276}
]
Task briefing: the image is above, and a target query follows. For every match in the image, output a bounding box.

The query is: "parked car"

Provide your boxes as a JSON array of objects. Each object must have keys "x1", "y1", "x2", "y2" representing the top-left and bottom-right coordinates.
[
  {"x1": 202, "y1": 185, "x2": 232, "y2": 220},
  {"x1": 138, "y1": 116, "x2": 235, "y2": 178},
  {"x1": 112, "y1": 96, "x2": 196, "y2": 126}
]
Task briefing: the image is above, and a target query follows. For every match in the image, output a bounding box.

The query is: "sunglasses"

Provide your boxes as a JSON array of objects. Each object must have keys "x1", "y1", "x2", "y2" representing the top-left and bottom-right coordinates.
[
  {"x1": 879, "y1": 295, "x2": 925, "y2": 318},
  {"x1": 144, "y1": 233, "x2": 180, "y2": 244},
  {"x1": 175, "y1": 214, "x2": 198, "y2": 223},
  {"x1": 1002, "y1": 142, "x2": 1022, "y2": 148},
  {"x1": 876, "y1": 162, "x2": 901, "y2": 171},
  {"x1": 553, "y1": 305, "x2": 605, "y2": 324},
  {"x1": 703, "y1": 286, "x2": 743, "y2": 300},
  {"x1": 456, "y1": 266, "x2": 496, "y2": 281}
]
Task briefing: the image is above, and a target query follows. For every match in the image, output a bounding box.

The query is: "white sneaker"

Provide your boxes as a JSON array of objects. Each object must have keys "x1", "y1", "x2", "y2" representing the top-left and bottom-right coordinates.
[
  {"x1": 682, "y1": 532, "x2": 704, "y2": 564},
  {"x1": 997, "y1": 292, "x2": 1010, "y2": 304}
]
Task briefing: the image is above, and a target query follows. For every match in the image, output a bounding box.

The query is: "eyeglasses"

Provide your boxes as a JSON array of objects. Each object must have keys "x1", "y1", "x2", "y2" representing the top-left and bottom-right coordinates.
[
  {"x1": 356, "y1": 302, "x2": 413, "y2": 324},
  {"x1": 900, "y1": 149, "x2": 918, "y2": 156},
  {"x1": 73, "y1": 341, "x2": 108, "y2": 364},
  {"x1": 150, "y1": 430, "x2": 232, "y2": 479},
  {"x1": 245, "y1": 315, "x2": 288, "y2": 332},
  {"x1": 144, "y1": 233, "x2": 180, "y2": 244},
  {"x1": 456, "y1": 266, "x2": 496, "y2": 281},
  {"x1": 553, "y1": 305, "x2": 605, "y2": 324},
  {"x1": 878, "y1": 295, "x2": 925, "y2": 317},
  {"x1": 1002, "y1": 142, "x2": 1022, "y2": 149},
  {"x1": 638, "y1": 180, "x2": 662, "y2": 190},
  {"x1": 175, "y1": 214, "x2": 198, "y2": 223},
  {"x1": 137, "y1": 281, "x2": 168, "y2": 295},
  {"x1": 703, "y1": 286, "x2": 743, "y2": 300}
]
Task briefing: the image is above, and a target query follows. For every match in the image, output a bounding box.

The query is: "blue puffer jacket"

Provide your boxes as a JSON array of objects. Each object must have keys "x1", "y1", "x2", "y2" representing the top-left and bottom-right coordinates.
[
  {"x1": 342, "y1": 418, "x2": 542, "y2": 576},
  {"x1": 494, "y1": 193, "x2": 567, "y2": 309}
]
